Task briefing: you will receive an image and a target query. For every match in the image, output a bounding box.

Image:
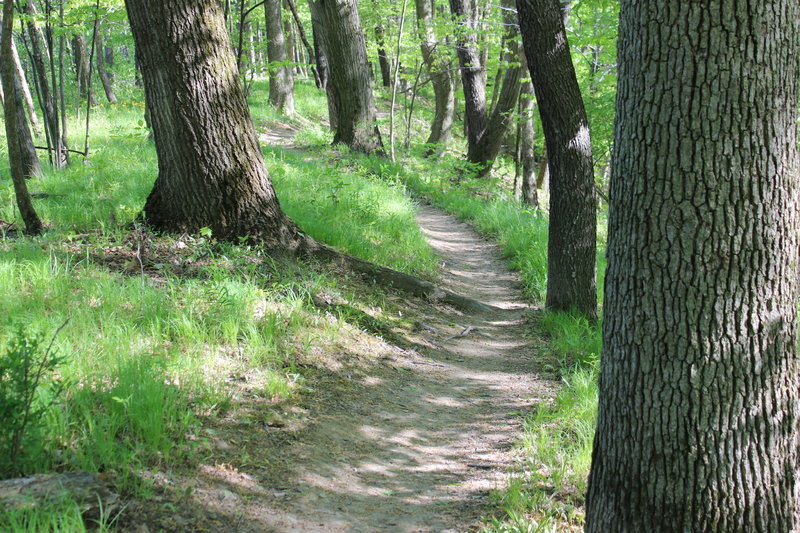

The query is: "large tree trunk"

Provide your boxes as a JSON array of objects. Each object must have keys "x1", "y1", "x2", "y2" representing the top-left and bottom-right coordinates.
[
  {"x1": 265, "y1": 0, "x2": 295, "y2": 114},
  {"x1": 415, "y1": 0, "x2": 455, "y2": 156},
  {"x1": 585, "y1": 1, "x2": 800, "y2": 530},
  {"x1": 125, "y1": 0, "x2": 308, "y2": 250},
  {"x1": 517, "y1": 0, "x2": 596, "y2": 319},
  {"x1": 1, "y1": 1, "x2": 42, "y2": 234},
  {"x1": 94, "y1": 31, "x2": 117, "y2": 103},
  {"x1": 319, "y1": 0, "x2": 383, "y2": 153}
]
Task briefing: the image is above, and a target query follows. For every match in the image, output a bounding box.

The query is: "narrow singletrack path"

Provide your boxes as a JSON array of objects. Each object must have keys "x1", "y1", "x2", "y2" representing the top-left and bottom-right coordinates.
[{"x1": 168, "y1": 200, "x2": 556, "y2": 533}]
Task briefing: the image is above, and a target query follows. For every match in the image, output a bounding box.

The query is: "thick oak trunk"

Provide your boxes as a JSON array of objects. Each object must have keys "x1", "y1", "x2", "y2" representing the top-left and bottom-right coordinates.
[
  {"x1": 415, "y1": 0, "x2": 455, "y2": 155},
  {"x1": 518, "y1": 0, "x2": 596, "y2": 319},
  {"x1": 265, "y1": 0, "x2": 295, "y2": 114},
  {"x1": 585, "y1": 1, "x2": 800, "y2": 530},
  {"x1": 319, "y1": 0, "x2": 383, "y2": 153},
  {"x1": 125, "y1": 0, "x2": 308, "y2": 251}
]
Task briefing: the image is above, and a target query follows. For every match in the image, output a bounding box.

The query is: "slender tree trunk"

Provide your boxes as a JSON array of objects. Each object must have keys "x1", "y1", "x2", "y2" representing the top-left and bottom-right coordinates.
[
  {"x1": 586, "y1": 2, "x2": 800, "y2": 530},
  {"x1": 307, "y1": 0, "x2": 336, "y2": 128},
  {"x1": 94, "y1": 31, "x2": 117, "y2": 103},
  {"x1": 518, "y1": 0, "x2": 596, "y2": 319},
  {"x1": 23, "y1": 0, "x2": 66, "y2": 167},
  {"x1": 319, "y1": 0, "x2": 383, "y2": 153},
  {"x1": 374, "y1": 24, "x2": 391, "y2": 87},
  {"x1": 415, "y1": 0, "x2": 455, "y2": 156},
  {"x1": 11, "y1": 37, "x2": 39, "y2": 135},
  {"x1": 125, "y1": 0, "x2": 309, "y2": 250},
  {"x1": 518, "y1": 73, "x2": 536, "y2": 207},
  {"x1": 388, "y1": 0, "x2": 409, "y2": 161},
  {"x1": 104, "y1": 43, "x2": 114, "y2": 82},
  {"x1": 284, "y1": 0, "x2": 321, "y2": 86},
  {"x1": 1, "y1": 1, "x2": 42, "y2": 234},
  {"x1": 265, "y1": 0, "x2": 294, "y2": 114}
]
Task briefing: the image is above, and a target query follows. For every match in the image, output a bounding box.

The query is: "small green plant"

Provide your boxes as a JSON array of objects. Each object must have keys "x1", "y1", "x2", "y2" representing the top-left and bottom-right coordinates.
[{"x1": 0, "y1": 322, "x2": 68, "y2": 478}]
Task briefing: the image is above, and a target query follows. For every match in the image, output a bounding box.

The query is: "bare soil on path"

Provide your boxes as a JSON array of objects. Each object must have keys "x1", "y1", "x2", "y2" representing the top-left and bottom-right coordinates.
[{"x1": 129, "y1": 203, "x2": 556, "y2": 532}]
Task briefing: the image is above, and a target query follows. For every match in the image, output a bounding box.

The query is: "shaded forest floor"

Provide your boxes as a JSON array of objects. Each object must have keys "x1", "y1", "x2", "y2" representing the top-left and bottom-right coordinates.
[{"x1": 118, "y1": 133, "x2": 559, "y2": 532}]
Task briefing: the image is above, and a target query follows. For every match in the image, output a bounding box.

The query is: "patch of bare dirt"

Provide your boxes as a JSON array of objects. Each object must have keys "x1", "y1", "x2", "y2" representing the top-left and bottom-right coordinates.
[{"x1": 120, "y1": 203, "x2": 557, "y2": 532}]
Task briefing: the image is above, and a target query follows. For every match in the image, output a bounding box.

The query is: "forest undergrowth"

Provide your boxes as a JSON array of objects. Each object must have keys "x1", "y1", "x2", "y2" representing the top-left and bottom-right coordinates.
[{"x1": 0, "y1": 79, "x2": 602, "y2": 532}]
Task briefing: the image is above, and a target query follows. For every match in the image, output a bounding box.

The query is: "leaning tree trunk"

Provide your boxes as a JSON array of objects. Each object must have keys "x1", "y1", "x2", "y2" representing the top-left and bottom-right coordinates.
[
  {"x1": 518, "y1": 0, "x2": 596, "y2": 319},
  {"x1": 94, "y1": 31, "x2": 117, "y2": 103},
  {"x1": 125, "y1": 0, "x2": 308, "y2": 250},
  {"x1": 1, "y1": 0, "x2": 42, "y2": 234},
  {"x1": 265, "y1": 0, "x2": 295, "y2": 114},
  {"x1": 11, "y1": 37, "x2": 40, "y2": 134},
  {"x1": 414, "y1": 0, "x2": 455, "y2": 156},
  {"x1": 585, "y1": 1, "x2": 800, "y2": 530},
  {"x1": 320, "y1": 0, "x2": 383, "y2": 153}
]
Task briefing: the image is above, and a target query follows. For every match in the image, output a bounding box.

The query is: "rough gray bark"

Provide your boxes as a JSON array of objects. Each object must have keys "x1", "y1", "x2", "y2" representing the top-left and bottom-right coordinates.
[
  {"x1": 448, "y1": 0, "x2": 485, "y2": 156},
  {"x1": 415, "y1": 0, "x2": 455, "y2": 156},
  {"x1": 585, "y1": 1, "x2": 800, "y2": 531},
  {"x1": 320, "y1": 0, "x2": 383, "y2": 153},
  {"x1": 1, "y1": 0, "x2": 42, "y2": 234},
  {"x1": 265, "y1": 0, "x2": 295, "y2": 114},
  {"x1": 94, "y1": 31, "x2": 117, "y2": 103},
  {"x1": 518, "y1": 0, "x2": 596, "y2": 319},
  {"x1": 125, "y1": 0, "x2": 308, "y2": 250}
]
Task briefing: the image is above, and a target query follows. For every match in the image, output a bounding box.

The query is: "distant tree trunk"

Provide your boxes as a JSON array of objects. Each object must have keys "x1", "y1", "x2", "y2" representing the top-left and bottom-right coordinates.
[
  {"x1": 451, "y1": 0, "x2": 520, "y2": 175},
  {"x1": 104, "y1": 43, "x2": 114, "y2": 82},
  {"x1": 320, "y1": 0, "x2": 383, "y2": 153},
  {"x1": 265, "y1": 0, "x2": 295, "y2": 114},
  {"x1": 518, "y1": 0, "x2": 596, "y2": 319},
  {"x1": 23, "y1": 0, "x2": 67, "y2": 167},
  {"x1": 415, "y1": 0, "x2": 455, "y2": 156},
  {"x1": 284, "y1": 0, "x2": 321, "y2": 86},
  {"x1": 585, "y1": 1, "x2": 800, "y2": 530},
  {"x1": 307, "y1": 0, "x2": 336, "y2": 128},
  {"x1": 448, "y1": 0, "x2": 485, "y2": 157},
  {"x1": 1, "y1": 1, "x2": 43, "y2": 234},
  {"x1": 11, "y1": 38, "x2": 40, "y2": 135},
  {"x1": 125, "y1": 0, "x2": 309, "y2": 250},
  {"x1": 95, "y1": 32, "x2": 117, "y2": 103},
  {"x1": 518, "y1": 73, "x2": 537, "y2": 207},
  {"x1": 73, "y1": 33, "x2": 97, "y2": 106},
  {"x1": 374, "y1": 24, "x2": 391, "y2": 87}
]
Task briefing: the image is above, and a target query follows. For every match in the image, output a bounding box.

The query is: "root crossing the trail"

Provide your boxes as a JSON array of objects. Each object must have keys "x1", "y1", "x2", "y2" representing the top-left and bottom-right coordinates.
[{"x1": 156, "y1": 203, "x2": 556, "y2": 533}]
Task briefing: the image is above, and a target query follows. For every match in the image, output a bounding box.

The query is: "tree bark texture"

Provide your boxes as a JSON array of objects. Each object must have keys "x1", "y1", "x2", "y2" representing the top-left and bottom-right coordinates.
[
  {"x1": 95, "y1": 31, "x2": 117, "y2": 103},
  {"x1": 125, "y1": 0, "x2": 308, "y2": 251},
  {"x1": 1, "y1": 0, "x2": 42, "y2": 234},
  {"x1": 415, "y1": 0, "x2": 455, "y2": 155},
  {"x1": 265, "y1": 0, "x2": 295, "y2": 114},
  {"x1": 518, "y1": 0, "x2": 596, "y2": 318},
  {"x1": 585, "y1": 1, "x2": 800, "y2": 531},
  {"x1": 319, "y1": 0, "x2": 383, "y2": 153}
]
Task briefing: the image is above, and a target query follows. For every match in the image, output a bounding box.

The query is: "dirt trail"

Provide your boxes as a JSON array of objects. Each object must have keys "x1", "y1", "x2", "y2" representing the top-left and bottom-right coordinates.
[{"x1": 176, "y1": 203, "x2": 554, "y2": 533}]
